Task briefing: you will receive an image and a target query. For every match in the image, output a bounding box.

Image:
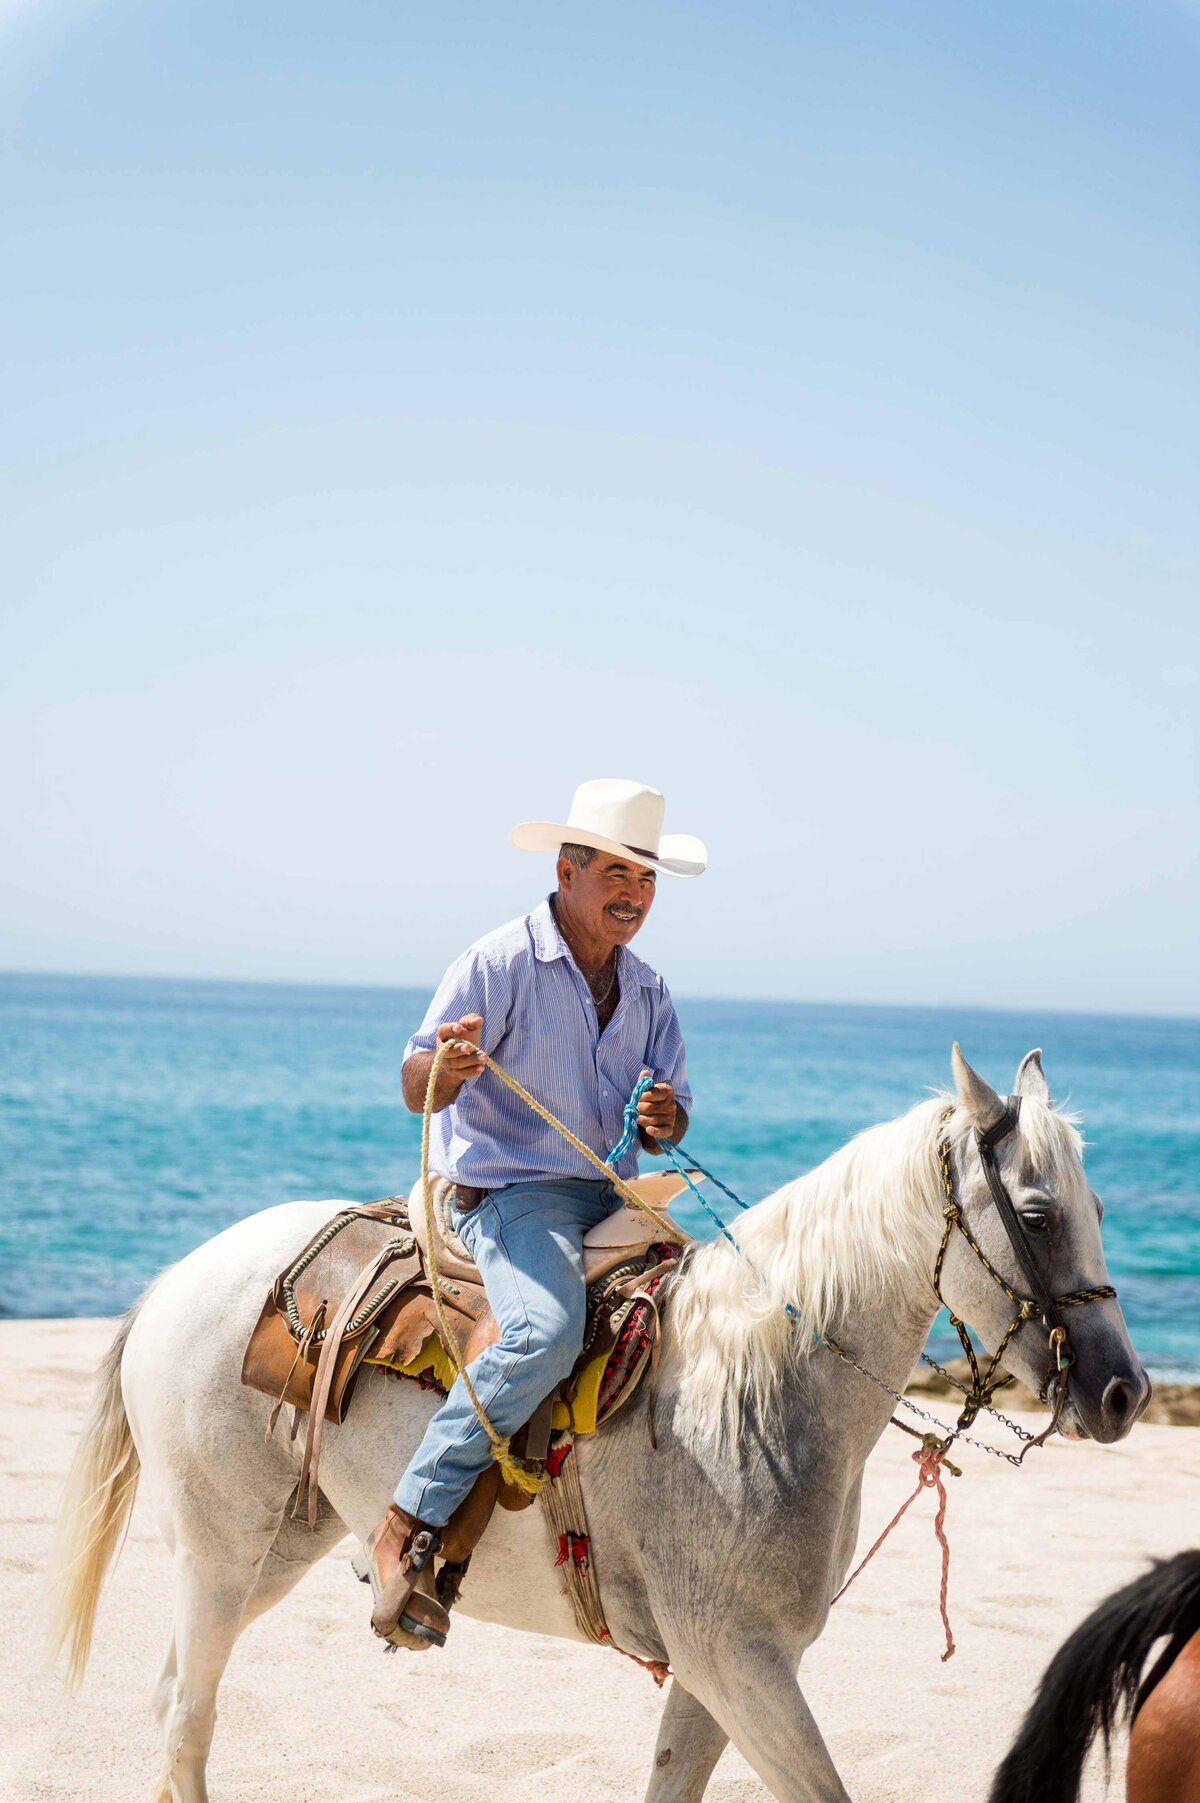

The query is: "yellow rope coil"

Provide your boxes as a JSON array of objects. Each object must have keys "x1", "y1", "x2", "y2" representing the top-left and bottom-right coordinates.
[{"x1": 418, "y1": 1036, "x2": 687, "y2": 1492}]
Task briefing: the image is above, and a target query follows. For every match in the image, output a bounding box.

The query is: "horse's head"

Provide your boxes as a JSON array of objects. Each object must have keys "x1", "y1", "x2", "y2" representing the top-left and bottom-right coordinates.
[{"x1": 938, "y1": 1044, "x2": 1150, "y2": 1444}]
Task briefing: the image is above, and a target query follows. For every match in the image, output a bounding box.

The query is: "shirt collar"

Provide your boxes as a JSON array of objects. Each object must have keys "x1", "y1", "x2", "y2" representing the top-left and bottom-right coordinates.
[
  {"x1": 529, "y1": 896, "x2": 659, "y2": 988},
  {"x1": 529, "y1": 896, "x2": 570, "y2": 963}
]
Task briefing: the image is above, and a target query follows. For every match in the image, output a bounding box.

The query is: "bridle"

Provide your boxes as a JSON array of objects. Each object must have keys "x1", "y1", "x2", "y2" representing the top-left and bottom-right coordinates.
[{"x1": 931, "y1": 1096, "x2": 1117, "y2": 1446}]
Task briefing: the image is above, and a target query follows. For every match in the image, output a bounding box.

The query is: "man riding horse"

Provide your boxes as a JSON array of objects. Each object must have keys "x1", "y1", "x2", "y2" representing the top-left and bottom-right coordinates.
[{"x1": 364, "y1": 777, "x2": 707, "y2": 1649}]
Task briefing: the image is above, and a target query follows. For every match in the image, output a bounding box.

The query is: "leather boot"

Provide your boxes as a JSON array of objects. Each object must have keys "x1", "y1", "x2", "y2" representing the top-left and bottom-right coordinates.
[{"x1": 363, "y1": 1505, "x2": 452, "y2": 1650}]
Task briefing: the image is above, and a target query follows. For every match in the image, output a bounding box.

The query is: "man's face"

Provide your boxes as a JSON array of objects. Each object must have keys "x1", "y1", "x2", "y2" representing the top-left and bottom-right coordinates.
[{"x1": 557, "y1": 853, "x2": 657, "y2": 947}]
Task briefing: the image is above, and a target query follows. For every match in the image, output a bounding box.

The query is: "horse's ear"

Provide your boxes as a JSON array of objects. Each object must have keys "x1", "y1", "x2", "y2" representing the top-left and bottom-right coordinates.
[
  {"x1": 1014, "y1": 1048, "x2": 1051, "y2": 1105},
  {"x1": 951, "y1": 1043, "x2": 1004, "y2": 1124}
]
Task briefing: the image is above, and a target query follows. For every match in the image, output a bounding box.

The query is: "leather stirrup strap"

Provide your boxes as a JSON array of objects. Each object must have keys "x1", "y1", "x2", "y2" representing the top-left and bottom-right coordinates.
[
  {"x1": 524, "y1": 1391, "x2": 556, "y2": 1465},
  {"x1": 265, "y1": 1300, "x2": 326, "y2": 1443},
  {"x1": 295, "y1": 1242, "x2": 399, "y2": 1527}
]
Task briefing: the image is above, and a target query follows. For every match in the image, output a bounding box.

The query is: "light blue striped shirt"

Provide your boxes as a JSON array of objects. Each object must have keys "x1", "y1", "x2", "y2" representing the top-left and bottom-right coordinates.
[{"x1": 403, "y1": 897, "x2": 692, "y2": 1188}]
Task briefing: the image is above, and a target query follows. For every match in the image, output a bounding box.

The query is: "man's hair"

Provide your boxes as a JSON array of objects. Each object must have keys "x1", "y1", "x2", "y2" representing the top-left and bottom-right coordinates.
[{"x1": 559, "y1": 841, "x2": 596, "y2": 870}]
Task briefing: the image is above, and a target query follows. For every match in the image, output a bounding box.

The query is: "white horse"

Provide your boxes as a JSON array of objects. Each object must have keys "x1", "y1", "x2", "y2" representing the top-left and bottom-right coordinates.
[{"x1": 48, "y1": 1046, "x2": 1149, "y2": 1802}]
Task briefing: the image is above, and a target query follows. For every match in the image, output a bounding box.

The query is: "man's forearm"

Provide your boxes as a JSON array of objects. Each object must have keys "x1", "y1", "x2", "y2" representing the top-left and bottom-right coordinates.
[
  {"x1": 402, "y1": 1052, "x2": 465, "y2": 1115},
  {"x1": 639, "y1": 1104, "x2": 688, "y2": 1154}
]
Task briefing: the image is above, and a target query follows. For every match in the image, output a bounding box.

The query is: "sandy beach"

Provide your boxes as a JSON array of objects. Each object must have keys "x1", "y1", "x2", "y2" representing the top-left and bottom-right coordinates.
[{"x1": 2, "y1": 1318, "x2": 1197, "y2": 1803}]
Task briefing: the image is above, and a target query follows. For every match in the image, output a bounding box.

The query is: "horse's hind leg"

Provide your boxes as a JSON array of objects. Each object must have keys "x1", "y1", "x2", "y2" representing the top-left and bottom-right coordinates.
[
  {"x1": 155, "y1": 1542, "x2": 266, "y2": 1803},
  {"x1": 240, "y1": 1493, "x2": 347, "y2": 1626},
  {"x1": 644, "y1": 1681, "x2": 731, "y2": 1801},
  {"x1": 152, "y1": 1635, "x2": 177, "y2": 1731},
  {"x1": 152, "y1": 1495, "x2": 346, "y2": 1803}
]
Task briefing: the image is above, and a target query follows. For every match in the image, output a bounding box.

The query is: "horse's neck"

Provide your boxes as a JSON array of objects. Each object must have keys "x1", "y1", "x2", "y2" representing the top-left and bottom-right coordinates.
[
  {"x1": 772, "y1": 1216, "x2": 943, "y2": 1477},
  {"x1": 664, "y1": 1101, "x2": 949, "y2": 1472},
  {"x1": 812, "y1": 1281, "x2": 942, "y2": 1453}
]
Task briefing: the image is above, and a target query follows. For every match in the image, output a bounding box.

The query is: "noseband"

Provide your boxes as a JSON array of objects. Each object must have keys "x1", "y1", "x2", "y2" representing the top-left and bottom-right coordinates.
[{"x1": 932, "y1": 1098, "x2": 1117, "y2": 1439}]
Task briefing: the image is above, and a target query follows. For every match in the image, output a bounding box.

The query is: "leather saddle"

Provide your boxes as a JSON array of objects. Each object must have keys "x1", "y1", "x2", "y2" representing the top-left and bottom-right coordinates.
[{"x1": 241, "y1": 1175, "x2": 693, "y2": 1529}]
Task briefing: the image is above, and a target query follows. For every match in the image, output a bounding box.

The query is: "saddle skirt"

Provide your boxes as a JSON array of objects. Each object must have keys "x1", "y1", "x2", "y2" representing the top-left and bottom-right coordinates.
[{"x1": 241, "y1": 1175, "x2": 694, "y2": 1448}]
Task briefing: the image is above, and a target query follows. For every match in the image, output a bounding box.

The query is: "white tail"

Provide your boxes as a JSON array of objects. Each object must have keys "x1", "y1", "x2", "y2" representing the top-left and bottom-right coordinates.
[{"x1": 46, "y1": 1307, "x2": 143, "y2": 1689}]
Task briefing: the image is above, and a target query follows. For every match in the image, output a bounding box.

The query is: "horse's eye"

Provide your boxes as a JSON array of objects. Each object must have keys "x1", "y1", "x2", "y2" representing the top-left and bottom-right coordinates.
[{"x1": 1021, "y1": 1210, "x2": 1050, "y2": 1234}]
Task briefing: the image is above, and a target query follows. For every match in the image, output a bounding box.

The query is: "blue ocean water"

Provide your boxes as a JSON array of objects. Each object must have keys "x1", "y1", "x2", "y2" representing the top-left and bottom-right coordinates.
[{"x1": 1, "y1": 972, "x2": 1197, "y2": 1378}]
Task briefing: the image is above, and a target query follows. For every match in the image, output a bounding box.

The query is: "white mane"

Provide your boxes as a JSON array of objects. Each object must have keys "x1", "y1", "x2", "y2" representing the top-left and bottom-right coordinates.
[{"x1": 668, "y1": 1092, "x2": 1085, "y2": 1444}]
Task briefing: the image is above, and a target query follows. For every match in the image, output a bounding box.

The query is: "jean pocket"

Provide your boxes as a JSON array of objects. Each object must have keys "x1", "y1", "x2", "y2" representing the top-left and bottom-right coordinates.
[{"x1": 454, "y1": 1198, "x2": 492, "y2": 1247}]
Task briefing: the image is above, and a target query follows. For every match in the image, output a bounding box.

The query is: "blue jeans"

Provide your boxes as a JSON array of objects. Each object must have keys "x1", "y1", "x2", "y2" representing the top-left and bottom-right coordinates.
[{"x1": 393, "y1": 1177, "x2": 618, "y2": 1526}]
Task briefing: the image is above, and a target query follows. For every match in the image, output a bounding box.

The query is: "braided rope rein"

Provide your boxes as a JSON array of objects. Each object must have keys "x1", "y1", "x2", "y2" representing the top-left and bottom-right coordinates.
[{"x1": 417, "y1": 1037, "x2": 688, "y2": 1495}]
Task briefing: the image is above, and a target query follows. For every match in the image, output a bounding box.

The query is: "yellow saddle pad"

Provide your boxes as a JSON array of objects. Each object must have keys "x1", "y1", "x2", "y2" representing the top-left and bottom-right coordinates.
[{"x1": 366, "y1": 1335, "x2": 613, "y2": 1435}]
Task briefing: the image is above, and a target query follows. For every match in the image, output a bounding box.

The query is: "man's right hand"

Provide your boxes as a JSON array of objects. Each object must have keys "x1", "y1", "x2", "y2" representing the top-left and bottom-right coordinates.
[
  {"x1": 434, "y1": 1014, "x2": 487, "y2": 1081},
  {"x1": 401, "y1": 1014, "x2": 486, "y2": 1114}
]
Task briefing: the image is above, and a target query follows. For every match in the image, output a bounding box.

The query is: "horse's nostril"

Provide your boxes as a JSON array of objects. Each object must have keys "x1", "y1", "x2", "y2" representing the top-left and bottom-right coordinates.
[{"x1": 1102, "y1": 1376, "x2": 1138, "y2": 1428}]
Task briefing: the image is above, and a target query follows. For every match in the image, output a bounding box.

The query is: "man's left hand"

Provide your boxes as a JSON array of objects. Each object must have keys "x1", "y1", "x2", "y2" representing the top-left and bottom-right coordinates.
[{"x1": 636, "y1": 1073, "x2": 677, "y2": 1146}]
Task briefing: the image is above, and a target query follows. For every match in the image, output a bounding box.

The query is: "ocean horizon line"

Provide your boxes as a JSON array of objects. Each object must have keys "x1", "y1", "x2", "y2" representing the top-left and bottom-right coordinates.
[{"x1": 4, "y1": 965, "x2": 1198, "y2": 1029}]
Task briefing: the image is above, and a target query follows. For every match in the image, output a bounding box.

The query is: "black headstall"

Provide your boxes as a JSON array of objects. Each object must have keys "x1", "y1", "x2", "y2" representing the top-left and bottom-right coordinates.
[{"x1": 932, "y1": 1098, "x2": 1117, "y2": 1446}]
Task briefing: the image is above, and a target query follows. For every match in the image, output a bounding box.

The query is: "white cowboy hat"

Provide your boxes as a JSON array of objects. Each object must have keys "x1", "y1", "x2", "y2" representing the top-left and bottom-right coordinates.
[{"x1": 509, "y1": 778, "x2": 707, "y2": 879}]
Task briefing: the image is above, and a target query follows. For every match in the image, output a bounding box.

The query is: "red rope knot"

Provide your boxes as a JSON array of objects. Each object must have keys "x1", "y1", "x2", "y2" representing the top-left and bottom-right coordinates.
[{"x1": 915, "y1": 1444, "x2": 945, "y2": 1487}]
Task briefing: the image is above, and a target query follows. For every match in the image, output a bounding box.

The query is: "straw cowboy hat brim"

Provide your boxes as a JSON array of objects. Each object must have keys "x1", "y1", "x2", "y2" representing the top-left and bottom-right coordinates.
[{"x1": 509, "y1": 778, "x2": 707, "y2": 879}]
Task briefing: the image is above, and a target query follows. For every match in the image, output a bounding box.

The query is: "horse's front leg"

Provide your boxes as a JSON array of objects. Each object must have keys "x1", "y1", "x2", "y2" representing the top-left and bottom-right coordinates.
[
  {"x1": 644, "y1": 1679, "x2": 731, "y2": 1801},
  {"x1": 677, "y1": 1641, "x2": 851, "y2": 1803}
]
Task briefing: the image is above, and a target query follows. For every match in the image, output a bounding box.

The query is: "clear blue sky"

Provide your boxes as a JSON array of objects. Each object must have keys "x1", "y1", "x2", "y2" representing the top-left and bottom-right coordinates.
[{"x1": 2, "y1": 1, "x2": 1197, "y2": 1013}]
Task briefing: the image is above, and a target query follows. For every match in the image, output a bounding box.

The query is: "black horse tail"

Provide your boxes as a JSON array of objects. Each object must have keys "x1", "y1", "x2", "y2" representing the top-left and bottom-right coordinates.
[{"x1": 988, "y1": 1550, "x2": 1200, "y2": 1803}]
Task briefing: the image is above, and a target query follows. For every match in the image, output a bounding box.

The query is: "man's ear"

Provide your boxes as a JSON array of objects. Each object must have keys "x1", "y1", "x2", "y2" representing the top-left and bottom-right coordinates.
[{"x1": 555, "y1": 855, "x2": 573, "y2": 891}]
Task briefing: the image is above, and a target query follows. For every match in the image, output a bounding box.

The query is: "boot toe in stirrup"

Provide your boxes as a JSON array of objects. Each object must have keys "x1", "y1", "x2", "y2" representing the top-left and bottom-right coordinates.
[
  {"x1": 363, "y1": 1510, "x2": 450, "y2": 1651},
  {"x1": 396, "y1": 1593, "x2": 450, "y2": 1649}
]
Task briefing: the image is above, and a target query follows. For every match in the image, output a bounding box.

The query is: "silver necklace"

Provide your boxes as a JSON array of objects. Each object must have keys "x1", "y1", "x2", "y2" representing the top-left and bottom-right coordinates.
[{"x1": 583, "y1": 956, "x2": 618, "y2": 1008}]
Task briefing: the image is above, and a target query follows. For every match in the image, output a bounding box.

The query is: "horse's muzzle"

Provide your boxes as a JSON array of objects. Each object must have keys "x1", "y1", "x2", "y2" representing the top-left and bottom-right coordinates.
[{"x1": 1066, "y1": 1347, "x2": 1152, "y2": 1443}]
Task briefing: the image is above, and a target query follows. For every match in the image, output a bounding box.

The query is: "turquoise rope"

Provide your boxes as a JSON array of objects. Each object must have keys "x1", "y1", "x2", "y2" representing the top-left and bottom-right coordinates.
[
  {"x1": 608, "y1": 1076, "x2": 800, "y2": 1326},
  {"x1": 657, "y1": 1140, "x2": 751, "y2": 1215},
  {"x1": 605, "y1": 1071, "x2": 655, "y2": 1167}
]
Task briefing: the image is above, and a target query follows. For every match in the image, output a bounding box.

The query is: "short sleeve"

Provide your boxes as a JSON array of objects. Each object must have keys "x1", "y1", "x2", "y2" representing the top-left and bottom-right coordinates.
[
  {"x1": 646, "y1": 982, "x2": 692, "y2": 1115},
  {"x1": 403, "y1": 950, "x2": 515, "y2": 1063}
]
